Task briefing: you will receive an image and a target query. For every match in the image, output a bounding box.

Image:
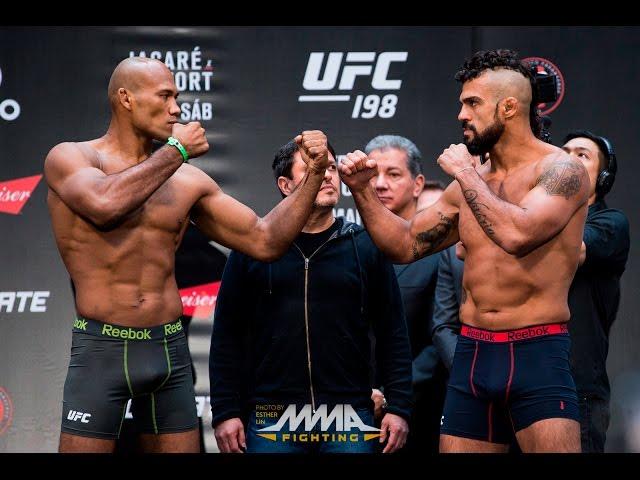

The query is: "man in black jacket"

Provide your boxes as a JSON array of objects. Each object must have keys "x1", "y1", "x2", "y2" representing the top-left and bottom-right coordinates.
[
  {"x1": 562, "y1": 130, "x2": 630, "y2": 452},
  {"x1": 209, "y1": 139, "x2": 412, "y2": 453},
  {"x1": 365, "y1": 134, "x2": 447, "y2": 453},
  {"x1": 432, "y1": 243, "x2": 465, "y2": 373}
]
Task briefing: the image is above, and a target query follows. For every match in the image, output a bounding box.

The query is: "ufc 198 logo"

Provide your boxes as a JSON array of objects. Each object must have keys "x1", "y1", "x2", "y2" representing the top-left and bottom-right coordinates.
[{"x1": 299, "y1": 52, "x2": 408, "y2": 119}]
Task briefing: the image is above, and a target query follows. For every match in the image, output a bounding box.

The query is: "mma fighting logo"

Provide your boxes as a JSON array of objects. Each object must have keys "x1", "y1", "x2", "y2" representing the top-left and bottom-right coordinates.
[
  {"x1": 0, "y1": 67, "x2": 21, "y2": 122},
  {"x1": 522, "y1": 57, "x2": 565, "y2": 115},
  {"x1": 255, "y1": 404, "x2": 381, "y2": 443},
  {"x1": 299, "y1": 52, "x2": 408, "y2": 119},
  {"x1": 0, "y1": 387, "x2": 14, "y2": 435}
]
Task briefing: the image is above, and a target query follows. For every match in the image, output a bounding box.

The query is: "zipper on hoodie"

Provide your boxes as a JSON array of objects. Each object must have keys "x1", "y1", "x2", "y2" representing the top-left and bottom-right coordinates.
[{"x1": 293, "y1": 229, "x2": 340, "y2": 413}]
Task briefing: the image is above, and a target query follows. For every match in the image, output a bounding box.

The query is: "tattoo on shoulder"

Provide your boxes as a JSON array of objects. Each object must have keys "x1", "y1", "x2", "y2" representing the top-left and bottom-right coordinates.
[
  {"x1": 412, "y1": 212, "x2": 455, "y2": 260},
  {"x1": 463, "y1": 190, "x2": 495, "y2": 237},
  {"x1": 535, "y1": 160, "x2": 584, "y2": 199}
]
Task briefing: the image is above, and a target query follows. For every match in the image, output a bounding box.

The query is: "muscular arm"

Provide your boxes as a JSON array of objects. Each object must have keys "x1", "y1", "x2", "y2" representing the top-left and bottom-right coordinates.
[
  {"x1": 189, "y1": 168, "x2": 325, "y2": 263},
  {"x1": 44, "y1": 142, "x2": 184, "y2": 229},
  {"x1": 454, "y1": 154, "x2": 589, "y2": 257},
  {"x1": 351, "y1": 182, "x2": 460, "y2": 264}
]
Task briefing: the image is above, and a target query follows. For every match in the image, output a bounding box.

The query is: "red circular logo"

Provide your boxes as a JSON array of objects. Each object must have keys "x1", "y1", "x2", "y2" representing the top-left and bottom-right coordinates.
[
  {"x1": 522, "y1": 57, "x2": 565, "y2": 116},
  {"x1": 0, "y1": 387, "x2": 14, "y2": 435}
]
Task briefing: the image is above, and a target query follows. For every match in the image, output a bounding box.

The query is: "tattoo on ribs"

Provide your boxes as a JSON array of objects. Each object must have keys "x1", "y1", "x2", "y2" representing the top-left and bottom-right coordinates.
[
  {"x1": 463, "y1": 190, "x2": 495, "y2": 237},
  {"x1": 461, "y1": 289, "x2": 467, "y2": 304},
  {"x1": 412, "y1": 212, "x2": 455, "y2": 260},
  {"x1": 535, "y1": 161, "x2": 583, "y2": 199}
]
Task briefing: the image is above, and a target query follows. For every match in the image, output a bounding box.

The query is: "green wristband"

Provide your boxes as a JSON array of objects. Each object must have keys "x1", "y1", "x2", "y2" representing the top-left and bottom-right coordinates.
[{"x1": 167, "y1": 136, "x2": 189, "y2": 163}]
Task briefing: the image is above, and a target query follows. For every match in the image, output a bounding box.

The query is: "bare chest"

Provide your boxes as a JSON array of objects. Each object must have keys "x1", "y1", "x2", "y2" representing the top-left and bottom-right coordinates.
[
  {"x1": 458, "y1": 170, "x2": 535, "y2": 244},
  {"x1": 121, "y1": 178, "x2": 197, "y2": 234}
]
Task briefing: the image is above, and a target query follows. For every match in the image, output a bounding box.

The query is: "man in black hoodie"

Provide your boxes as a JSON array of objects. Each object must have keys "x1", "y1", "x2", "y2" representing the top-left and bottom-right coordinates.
[{"x1": 209, "y1": 140, "x2": 412, "y2": 453}]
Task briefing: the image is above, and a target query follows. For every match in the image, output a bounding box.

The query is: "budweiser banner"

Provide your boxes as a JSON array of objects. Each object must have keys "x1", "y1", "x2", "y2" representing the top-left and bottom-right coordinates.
[
  {"x1": 0, "y1": 175, "x2": 42, "y2": 215},
  {"x1": 179, "y1": 282, "x2": 221, "y2": 319}
]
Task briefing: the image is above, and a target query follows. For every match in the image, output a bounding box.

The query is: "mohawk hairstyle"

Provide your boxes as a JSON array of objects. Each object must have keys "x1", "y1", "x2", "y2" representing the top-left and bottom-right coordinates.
[{"x1": 455, "y1": 49, "x2": 542, "y2": 139}]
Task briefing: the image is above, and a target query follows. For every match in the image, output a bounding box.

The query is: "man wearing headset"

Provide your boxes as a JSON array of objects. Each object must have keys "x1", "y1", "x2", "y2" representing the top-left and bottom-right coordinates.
[{"x1": 561, "y1": 130, "x2": 630, "y2": 453}]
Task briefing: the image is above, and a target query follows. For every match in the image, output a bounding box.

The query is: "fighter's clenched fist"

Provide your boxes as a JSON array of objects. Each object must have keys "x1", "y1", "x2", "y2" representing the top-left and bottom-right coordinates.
[
  {"x1": 171, "y1": 121, "x2": 210, "y2": 159},
  {"x1": 338, "y1": 150, "x2": 378, "y2": 193},
  {"x1": 295, "y1": 130, "x2": 329, "y2": 173},
  {"x1": 437, "y1": 143, "x2": 476, "y2": 179}
]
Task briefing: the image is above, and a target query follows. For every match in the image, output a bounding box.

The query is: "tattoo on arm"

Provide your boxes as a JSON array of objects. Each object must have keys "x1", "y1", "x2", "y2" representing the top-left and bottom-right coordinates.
[
  {"x1": 535, "y1": 161, "x2": 583, "y2": 199},
  {"x1": 463, "y1": 190, "x2": 495, "y2": 237},
  {"x1": 411, "y1": 212, "x2": 455, "y2": 260}
]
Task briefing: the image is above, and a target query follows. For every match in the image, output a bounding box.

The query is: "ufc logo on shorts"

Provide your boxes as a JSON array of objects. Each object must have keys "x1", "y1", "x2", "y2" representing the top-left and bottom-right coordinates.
[
  {"x1": 67, "y1": 410, "x2": 92, "y2": 423},
  {"x1": 299, "y1": 52, "x2": 408, "y2": 119},
  {"x1": 302, "y1": 52, "x2": 407, "y2": 91}
]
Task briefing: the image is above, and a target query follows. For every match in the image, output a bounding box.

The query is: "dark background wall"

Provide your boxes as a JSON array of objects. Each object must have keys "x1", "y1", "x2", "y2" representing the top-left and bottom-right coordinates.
[{"x1": 0, "y1": 26, "x2": 637, "y2": 451}]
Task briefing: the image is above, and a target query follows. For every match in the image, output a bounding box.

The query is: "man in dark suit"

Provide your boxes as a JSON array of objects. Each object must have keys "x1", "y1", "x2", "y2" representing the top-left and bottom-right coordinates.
[
  {"x1": 365, "y1": 135, "x2": 446, "y2": 453},
  {"x1": 431, "y1": 243, "x2": 465, "y2": 373}
]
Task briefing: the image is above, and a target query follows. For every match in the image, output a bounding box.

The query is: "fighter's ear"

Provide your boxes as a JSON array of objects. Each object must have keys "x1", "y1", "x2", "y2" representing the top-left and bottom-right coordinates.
[
  {"x1": 502, "y1": 97, "x2": 517, "y2": 119},
  {"x1": 413, "y1": 174, "x2": 425, "y2": 199},
  {"x1": 277, "y1": 176, "x2": 293, "y2": 196},
  {"x1": 118, "y1": 88, "x2": 133, "y2": 111}
]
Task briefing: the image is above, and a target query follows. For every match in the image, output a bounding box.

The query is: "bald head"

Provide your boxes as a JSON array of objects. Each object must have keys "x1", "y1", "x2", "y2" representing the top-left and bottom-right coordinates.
[
  {"x1": 479, "y1": 68, "x2": 532, "y2": 118},
  {"x1": 107, "y1": 57, "x2": 173, "y2": 109}
]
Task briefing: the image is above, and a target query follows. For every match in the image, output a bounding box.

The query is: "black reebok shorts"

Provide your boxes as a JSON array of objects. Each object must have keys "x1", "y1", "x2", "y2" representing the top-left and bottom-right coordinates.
[
  {"x1": 441, "y1": 323, "x2": 579, "y2": 444},
  {"x1": 61, "y1": 316, "x2": 197, "y2": 439}
]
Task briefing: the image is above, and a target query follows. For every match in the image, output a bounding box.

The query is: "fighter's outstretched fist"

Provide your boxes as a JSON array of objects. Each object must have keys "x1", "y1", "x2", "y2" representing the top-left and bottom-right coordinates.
[
  {"x1": 295, "y1": 130, "x2": 329, "y2": 173},
  {"x1": 338, "y1": 150, "x2": 378, "y2": 193},
  {"x1": 171, "y1": 122, "x2": 210, "y2": 159}
]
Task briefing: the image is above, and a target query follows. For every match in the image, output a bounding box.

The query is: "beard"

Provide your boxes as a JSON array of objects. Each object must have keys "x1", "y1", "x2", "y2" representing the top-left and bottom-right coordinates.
[
  {"x1": 313, "y1": 195, "x2": 338, "y2": 208},
  {"x1": 462, "y1": 113, "x2": 505, "y2": 156}
]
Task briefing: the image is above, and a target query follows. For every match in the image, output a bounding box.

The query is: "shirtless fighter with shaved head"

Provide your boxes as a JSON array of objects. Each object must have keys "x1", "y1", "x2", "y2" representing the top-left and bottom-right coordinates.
[
  {"x1": 45, "y1": 57, "x2": 329, "y2": 453},
  {"x1": 339, "y1": 49, "x2": 588, "y2": 453}
]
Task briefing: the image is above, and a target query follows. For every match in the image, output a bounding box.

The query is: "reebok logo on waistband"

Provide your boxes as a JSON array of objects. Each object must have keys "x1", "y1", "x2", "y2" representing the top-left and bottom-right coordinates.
[
  {"x1": 461, "y1": 323, "x2": 568, "y2": 343},
  {"x1": 466, "y1": 326, "x2": 551, "y2": 341},
  {"x1": 75, "y1": 318, "x2": 183, "y2": 339},
  {"x1": 465, "y1": 329, "x2": 495, "y2": 341},
  {"x1": 508, "y1": 325, "x2": 549, "y2": 340},
  {"x1": 101, "y1": 324, "x2": 151, "y2": 340},
  {"x1": 164, "y1": 321, "x2": 183, "y2": 336},
  {"x1": 73, "y1": 318, "x2": 87, "y2": 331}
]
